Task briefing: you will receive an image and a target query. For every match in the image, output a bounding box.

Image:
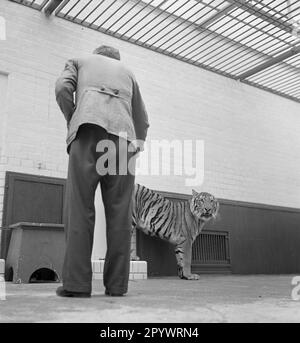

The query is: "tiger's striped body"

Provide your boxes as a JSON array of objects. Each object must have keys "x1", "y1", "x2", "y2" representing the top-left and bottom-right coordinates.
[{"x1": 132, "y1": 184, "x2": 219, "y2": 280}]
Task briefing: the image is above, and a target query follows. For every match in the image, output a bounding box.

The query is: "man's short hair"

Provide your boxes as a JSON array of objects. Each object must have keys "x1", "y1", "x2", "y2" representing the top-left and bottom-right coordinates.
[{"x1": 93, "y1": 45, "x2": 121, "y2": 60}]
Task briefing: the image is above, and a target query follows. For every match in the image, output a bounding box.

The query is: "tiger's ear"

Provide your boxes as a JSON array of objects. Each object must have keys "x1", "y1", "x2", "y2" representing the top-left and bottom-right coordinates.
[{"x1": 192, "y1": 189, "x2": 198, "y2": 197}]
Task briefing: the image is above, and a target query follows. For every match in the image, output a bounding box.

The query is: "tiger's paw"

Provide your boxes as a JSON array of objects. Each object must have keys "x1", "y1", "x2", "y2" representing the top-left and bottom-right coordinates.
[
  {"x1": 130, "y1": 250, "x2": 140, "y2": 261},
  {"x1": 181, "y1": 273, "x2": 200, "y2": 280}
]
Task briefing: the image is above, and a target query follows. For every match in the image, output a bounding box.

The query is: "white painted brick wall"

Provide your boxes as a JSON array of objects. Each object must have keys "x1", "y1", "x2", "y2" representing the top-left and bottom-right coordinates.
[{"x1": 0, "y1": 0, "x2": 299, "y2": 244}]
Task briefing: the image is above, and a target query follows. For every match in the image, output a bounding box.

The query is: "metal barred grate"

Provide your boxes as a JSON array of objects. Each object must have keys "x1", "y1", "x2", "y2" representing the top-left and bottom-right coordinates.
[
  {"x1": 192, "y1": 230, "x2": 230, "y2": 265},
  {"x1": 9, "y1": 0, "x2": 300, "y2": 104}
]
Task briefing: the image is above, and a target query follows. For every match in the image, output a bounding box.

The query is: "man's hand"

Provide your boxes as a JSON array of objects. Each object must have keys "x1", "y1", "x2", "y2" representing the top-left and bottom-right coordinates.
[
  {"x1": 135, "y1": 140, "x2": 144, "y2": 153},
  {"x1": 130, "y1": 139, "x2": 145, "y2": 155}
]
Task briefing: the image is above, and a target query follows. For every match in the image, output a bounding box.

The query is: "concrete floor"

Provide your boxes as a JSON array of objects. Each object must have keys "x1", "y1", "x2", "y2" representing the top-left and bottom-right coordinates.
[{"x1": 0, "y1": 275, "x2": 299, "y2": 323}]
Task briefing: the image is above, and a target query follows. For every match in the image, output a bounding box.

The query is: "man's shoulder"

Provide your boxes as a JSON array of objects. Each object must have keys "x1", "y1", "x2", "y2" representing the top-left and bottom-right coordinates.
[
  {"x1": 67, "y1": 53, "x2": 97, "y2": 64},
  {"x1": 67, "y1": 54, "x2": 137, "y2": 79},
  {"x1": 69, "y1": 53, "x2": 91, "y2": 63}
]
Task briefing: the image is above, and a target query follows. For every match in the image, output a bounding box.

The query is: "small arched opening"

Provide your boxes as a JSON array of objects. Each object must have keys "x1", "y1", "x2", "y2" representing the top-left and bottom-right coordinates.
[{"x1": 29, "y1": 268, "x2": 59, "y2": 283}]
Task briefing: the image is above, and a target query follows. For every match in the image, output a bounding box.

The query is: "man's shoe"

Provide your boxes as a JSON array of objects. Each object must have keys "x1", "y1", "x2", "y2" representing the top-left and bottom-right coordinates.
[
  {"x1": 105, "y1": 289, "x2": 125, "y2": 297},
  {"x1": 56, "y1": 286, "x2": 91, "y2": 298}
]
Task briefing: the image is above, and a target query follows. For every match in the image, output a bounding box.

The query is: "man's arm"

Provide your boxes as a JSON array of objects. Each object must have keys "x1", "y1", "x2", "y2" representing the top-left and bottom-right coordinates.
[
  {"x1": 55, "y1": 59, "x2": 78, "y2": 124},
  {"x1": 131, "y1": 80, "x2": 150, "y2": 151}
]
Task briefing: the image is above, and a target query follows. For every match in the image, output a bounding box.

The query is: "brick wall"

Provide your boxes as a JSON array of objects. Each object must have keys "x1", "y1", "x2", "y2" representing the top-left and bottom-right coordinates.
[{"x1": 0, "y1": 0, "x2": 300, "y2": 237}]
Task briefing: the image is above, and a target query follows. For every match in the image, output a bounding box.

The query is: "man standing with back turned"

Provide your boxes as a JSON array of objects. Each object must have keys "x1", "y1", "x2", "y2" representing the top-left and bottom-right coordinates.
[{"x1": 55, "y1": 45, "x2": 149, "y2": 298}]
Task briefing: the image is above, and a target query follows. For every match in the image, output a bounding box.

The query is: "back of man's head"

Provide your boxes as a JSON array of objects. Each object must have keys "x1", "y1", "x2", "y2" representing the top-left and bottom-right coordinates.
[{"x1": 93, "y1": 45, "x2": 121, "y2": 60}]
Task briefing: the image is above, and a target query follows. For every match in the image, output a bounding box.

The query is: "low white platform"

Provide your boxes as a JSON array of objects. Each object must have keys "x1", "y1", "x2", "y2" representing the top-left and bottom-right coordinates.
[
  {"x1": 0, "y1": 259, "x2": 148, "y2": 281},
  {"x1": 92, "y1": 260, "x2": 147, "y2": 280}
]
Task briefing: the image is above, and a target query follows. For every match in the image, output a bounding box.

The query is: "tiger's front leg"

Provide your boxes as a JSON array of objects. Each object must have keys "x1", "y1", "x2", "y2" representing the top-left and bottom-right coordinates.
[
  {"x1": 175, "y1": 240, "x2": 200, "y2": 280},
  {"x1": 130, "y1": 220, "x2": 140, "y2": 261}
]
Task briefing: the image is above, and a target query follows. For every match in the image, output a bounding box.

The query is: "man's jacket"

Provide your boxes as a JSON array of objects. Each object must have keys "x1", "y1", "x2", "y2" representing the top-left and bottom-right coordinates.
[{"x1": 55, "y1": 53, "x2": 149, "y2": 150}]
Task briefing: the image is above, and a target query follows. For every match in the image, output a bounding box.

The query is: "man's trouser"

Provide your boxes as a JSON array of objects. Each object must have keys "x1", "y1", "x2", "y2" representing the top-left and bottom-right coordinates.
[{"x1": 62, "y1": 124, "x2": 136, "y2": 294}]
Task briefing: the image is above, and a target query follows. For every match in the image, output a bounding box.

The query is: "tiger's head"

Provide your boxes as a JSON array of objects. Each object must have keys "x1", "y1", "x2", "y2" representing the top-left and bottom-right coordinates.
[{"x1": 189, "y1": 190, "x2": 219, "y2": 222}]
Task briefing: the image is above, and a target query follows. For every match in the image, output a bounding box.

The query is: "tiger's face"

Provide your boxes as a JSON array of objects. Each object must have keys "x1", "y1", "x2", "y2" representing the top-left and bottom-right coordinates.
[{"x1": 189, "y1": 190, "x2": 219, "y2": 222}]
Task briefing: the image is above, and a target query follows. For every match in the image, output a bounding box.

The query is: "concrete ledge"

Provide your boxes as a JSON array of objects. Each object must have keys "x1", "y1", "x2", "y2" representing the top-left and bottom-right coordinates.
[{"x1": 92, "y1": 260, "x2": 147, "y2": 280}]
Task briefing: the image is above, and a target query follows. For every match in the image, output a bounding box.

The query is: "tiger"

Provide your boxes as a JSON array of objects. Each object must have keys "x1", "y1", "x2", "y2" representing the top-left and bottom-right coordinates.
[{"x1": 132, "y1": 184, "x2": 219, "y2": 280}]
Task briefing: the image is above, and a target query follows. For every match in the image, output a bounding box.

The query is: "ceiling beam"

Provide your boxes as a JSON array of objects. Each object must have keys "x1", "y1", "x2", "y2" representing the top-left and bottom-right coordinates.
[
  {"x1": 226, "y1": 0, "x2": 293, "y2": 33},
  {"x1": 44, "y1": 0, "x2": 63, "y2": 16},
  {"x1": 199, "y1": 3, "x2": 237, "y2": 28},
  {"x1": 237, "y1": 44, "x2": 300, "y2": 79}
]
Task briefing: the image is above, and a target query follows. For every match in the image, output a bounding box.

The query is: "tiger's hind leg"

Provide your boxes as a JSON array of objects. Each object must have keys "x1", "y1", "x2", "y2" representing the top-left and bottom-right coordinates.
[{"x1": 175, "y1": 240, "x2": 199, "y2": 280}]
